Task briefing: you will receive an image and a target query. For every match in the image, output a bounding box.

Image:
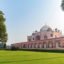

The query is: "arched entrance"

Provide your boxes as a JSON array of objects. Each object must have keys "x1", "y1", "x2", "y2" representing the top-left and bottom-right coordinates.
[
  {"x1": 42, "y1": 42, "x2": 46, "y2": 48},
  {"x1": 48, "y1": 41, "x2": 53, "y2": 48},
  {"x1": 36, "y1": 35, "x2": 40, "y2": 40},
  {"x1": 55, "y1": 41, "x2": 60, "y2": 48}
]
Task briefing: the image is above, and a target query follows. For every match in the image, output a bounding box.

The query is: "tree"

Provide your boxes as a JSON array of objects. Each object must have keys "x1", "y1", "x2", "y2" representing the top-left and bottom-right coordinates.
[
  {"x1": 0, "y1": 10, "x2": 8, "y2": 48},
  {"x1": 61, "y1": 0, "x2": 64, "y2": 10}
]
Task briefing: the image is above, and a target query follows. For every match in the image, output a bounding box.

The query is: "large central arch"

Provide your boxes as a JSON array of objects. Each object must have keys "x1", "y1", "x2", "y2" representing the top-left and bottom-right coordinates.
[{"x1": 36, "y1": 35, "x2": 40, "y2": 40}]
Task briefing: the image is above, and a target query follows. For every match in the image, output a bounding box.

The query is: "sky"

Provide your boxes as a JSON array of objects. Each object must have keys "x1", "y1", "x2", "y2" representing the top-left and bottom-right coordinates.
[{"x1": 0, "y1": 0, "x2": 63, "y2": 45}]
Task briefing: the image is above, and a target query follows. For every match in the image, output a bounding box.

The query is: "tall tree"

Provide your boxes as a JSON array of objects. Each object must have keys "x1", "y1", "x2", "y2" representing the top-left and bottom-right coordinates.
[
  {"x1": 0, "y1": 10, "x2": 8, "y2": 48},
  {"x1": 61, "y1": 0, "x2": 64, "y2": 10}
]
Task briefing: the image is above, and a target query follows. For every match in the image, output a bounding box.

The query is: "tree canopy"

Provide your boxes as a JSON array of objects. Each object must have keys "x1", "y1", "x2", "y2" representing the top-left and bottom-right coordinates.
[
  {"x1": 61, "y1": 0, "x2": 64, "y2": 10},
  {"x1": 0, "y1": 10, "x2": 8, "y2": 48}
]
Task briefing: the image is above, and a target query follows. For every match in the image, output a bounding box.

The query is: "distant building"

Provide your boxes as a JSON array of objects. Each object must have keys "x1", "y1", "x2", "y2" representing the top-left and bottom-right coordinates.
[{"x1": 11, "y1": 25, "x2": 64, "y2": 49}]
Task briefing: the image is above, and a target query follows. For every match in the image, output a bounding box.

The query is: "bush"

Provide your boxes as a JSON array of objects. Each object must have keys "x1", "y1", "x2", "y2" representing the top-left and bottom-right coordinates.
[{"x1": 11, "y1": 46, "x2": 19, "y2": 50}]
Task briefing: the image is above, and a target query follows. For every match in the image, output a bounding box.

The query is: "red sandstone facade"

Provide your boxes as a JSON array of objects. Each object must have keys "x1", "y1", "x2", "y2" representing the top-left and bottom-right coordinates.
[
  {"x1": 12, "y1": 25, "x2": 64, "y2": 49},
  {"x1": 12, "y1": 37, "x2": 64, "y2": 49}
]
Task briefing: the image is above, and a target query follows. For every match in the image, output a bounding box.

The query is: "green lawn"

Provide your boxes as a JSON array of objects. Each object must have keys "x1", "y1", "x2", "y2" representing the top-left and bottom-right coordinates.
[{"x1": 0, "y1": 50, "x2": 64, "y2": 64}]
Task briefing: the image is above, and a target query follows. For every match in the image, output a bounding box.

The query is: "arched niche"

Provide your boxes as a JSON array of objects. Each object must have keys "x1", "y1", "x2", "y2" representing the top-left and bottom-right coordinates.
[{"x1": 36, "y1": 35, "x2": 40, "y2": 40}]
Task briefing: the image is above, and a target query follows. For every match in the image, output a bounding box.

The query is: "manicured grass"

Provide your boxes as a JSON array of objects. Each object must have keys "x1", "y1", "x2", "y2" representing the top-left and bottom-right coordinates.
[{"x1": 0, "y1": 50, "x2": 64, "y2": 64}]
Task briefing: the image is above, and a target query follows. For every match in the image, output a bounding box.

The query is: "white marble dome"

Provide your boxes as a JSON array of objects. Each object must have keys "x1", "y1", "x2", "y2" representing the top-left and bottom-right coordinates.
[{"x1": 40, "y1": 25, "x2": 52, "y2": 32}]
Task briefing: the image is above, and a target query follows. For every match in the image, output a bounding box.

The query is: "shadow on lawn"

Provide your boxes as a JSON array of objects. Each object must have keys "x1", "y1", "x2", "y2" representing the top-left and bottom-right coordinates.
[
  {"x1": 15, "y1": 49, "x2": 64, "y2": 53},
  {"x1": 6, "y1": 48, "x2": 64, "y2": 53}
]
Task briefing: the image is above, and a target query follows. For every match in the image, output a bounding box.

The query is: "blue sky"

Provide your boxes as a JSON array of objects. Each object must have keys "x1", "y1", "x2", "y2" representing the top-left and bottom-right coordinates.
[{"x1": 0, "y1": 0, "x2": 63, "y2": 45}]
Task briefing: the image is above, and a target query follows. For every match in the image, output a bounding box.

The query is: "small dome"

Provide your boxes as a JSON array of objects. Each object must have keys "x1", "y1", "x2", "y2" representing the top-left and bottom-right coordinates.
[{"x1": 40, "y1": 25, "x2": 52, "y2": 32}]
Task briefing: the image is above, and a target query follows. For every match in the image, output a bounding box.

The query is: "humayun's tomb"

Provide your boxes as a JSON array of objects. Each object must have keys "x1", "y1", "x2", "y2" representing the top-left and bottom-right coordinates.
[{"x1": 12, "y1": 25, "x2": 64, "y2": 50}]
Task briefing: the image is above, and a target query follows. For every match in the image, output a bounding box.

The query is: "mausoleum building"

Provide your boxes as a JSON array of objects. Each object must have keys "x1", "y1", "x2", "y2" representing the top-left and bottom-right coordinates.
[{"x1": 12, "y1": 25, "x2": 64, "y2": 49}]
